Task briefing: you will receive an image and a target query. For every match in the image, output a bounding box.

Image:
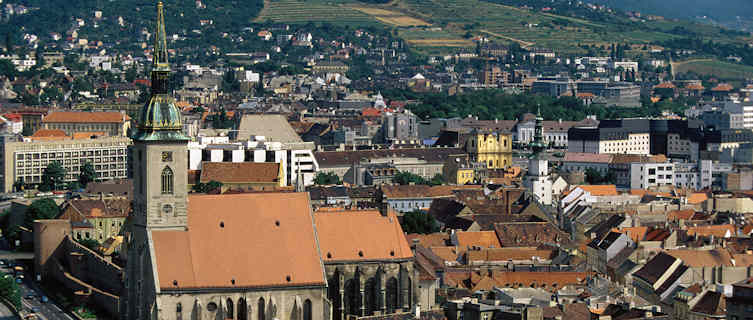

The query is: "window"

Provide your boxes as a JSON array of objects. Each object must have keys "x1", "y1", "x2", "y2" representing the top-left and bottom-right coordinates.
[{"x1": 161, "y1": 167, "x2": 174, "y2": 194}]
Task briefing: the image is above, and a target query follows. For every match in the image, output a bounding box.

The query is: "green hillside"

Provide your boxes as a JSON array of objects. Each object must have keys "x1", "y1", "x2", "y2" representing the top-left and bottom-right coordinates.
[{"x1": 255, "y1": 0, "x2": 751, "y2": 54}]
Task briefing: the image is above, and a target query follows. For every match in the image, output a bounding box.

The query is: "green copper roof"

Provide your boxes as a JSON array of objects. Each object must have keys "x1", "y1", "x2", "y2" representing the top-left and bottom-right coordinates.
[{"x1": 133, "y1": 1, "x2": 188, "y2": 142}]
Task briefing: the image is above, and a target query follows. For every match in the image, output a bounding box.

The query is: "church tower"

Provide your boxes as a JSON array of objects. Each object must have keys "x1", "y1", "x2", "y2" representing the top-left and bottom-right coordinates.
[
  {"x1": 524, "y1": 106, "x2": 553, "y2": 205},
  {"x1": 126, "y1": 2, "x2": 189, "y2": 318},
  {"x1": 131, "y1": 1, "x2": 190, "y2": 230}
]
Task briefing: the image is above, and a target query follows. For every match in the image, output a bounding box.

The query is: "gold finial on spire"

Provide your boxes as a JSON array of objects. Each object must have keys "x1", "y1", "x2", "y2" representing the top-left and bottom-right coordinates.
[{"x1": 153, "y1": 1, "x2": 169, "y2": 71}]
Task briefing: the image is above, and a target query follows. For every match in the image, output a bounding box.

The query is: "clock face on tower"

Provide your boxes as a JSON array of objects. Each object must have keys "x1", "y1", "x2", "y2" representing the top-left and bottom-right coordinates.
[{"x1": 161, "y1": 151, "x2": 173, "y2": 162}]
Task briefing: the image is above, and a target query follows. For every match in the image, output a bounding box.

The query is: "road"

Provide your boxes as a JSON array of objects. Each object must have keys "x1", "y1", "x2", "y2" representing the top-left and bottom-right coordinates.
[{"x1": 0, "y1": 263, "x2": 72, "y2": 320}]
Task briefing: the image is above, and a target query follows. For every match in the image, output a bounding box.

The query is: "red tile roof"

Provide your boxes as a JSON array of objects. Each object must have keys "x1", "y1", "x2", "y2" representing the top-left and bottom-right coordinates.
[
  {"x1": 455, "y1": 231, "x2": 502, "y2": 249},
  {"x1": 31, "y1": 129, "x2": 66, "y2": 137},
  {"x1": 199, "y1": 162, "x2": 280, "y2": 184},
  {"x1": 314, "y1": 210, "x2": 413, "y2": 262},
  {"x1": 42, "y1": 111, "x2": 130, "y2": 123},
  {"x1": 151, "y1": 193, "x2": 326, "y2": 290}
]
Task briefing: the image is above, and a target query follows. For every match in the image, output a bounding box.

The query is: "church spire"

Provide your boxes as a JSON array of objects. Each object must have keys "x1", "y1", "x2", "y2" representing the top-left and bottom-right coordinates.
[
  {"x1": 132, "y1": 1, "x2": 188, "y2": 142},
  {"x1": 153, "y1": 1, "x2": 170, "y2": 72},
  {"x1": 529, "y1": 104, "x2": 546, "y2": 157}
]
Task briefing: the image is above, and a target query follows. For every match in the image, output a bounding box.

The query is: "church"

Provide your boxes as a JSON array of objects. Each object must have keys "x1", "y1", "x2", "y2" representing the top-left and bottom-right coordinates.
[{"x1": 124, "y1": 3, "x2": 417, "y2": 320}]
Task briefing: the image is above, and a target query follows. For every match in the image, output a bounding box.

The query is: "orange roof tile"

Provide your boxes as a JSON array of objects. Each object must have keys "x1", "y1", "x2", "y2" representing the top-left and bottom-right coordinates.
[
  {"x1": 491, "y1": 271, "x2": 587, "y2": 290},
  {"x1": 711, "y1": 83, "x2": 734, "y2": 91},
  {"x1": 380, "y1": 184, "x2": 481, "y2": 199},
  {"x1": 466, "y1": 247, "x2": 556, "y2": 262},
  {"x1": 314, "y1": 210, "x2": 412, "y2": 262},
  {"x1": 455, "y1": 231, "x2": 502, "y2": 249},
  {"x1": 151, "y1": 193, "x2": 325, "y2": 290},
  {"x1": 199, "y1": 162, "x2": 280, "y2": 184},
  {"x1": 32, "y1": 129, "x2": 66, "y2": 137},
  {"x1": 42, "y1": 111, "x2": 130, "y2": 123},
  {"x1": 429, "y1": 246, "x2": 462, "y2": 262},
  {"x1": 666, "y1": 249, "x2": 733, "y2": 267},
  {"x1": 406, "y1": 233, "x2": 449, "y2": 247},
  {"x1": 576, "y1": 185, "x2": 618, "y2": 196},
  {"x1": 654, "y1": 82, "x2": 676, "y2": 89},
  {"x1": 686, "y1": 193, "x2": 708, "y2": 204},
  {"x1": 361, "y1": 107, "x2": 382, "y2": 117},
  {"x1": 686, "y1": 225, "x2": 735, "y2": 238},
  {"x1": 71, "y1": 132, "x2": 107, "y2": 140},
  {"x1": 685, "y1": 83, "x2": 704, "y2": 90},
  {"x1": 615, "y1": 226, "x2": 648, "y2": 243}
]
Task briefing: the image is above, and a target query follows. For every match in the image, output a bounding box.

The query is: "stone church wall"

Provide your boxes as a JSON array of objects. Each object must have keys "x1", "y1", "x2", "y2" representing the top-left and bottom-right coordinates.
[{"x1": 155, "y1": 286, "x2": 329, "y2": 320}]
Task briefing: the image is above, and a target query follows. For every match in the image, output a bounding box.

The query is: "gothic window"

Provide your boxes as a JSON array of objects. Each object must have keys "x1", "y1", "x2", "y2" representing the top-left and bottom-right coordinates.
[
  {"x1": 176, "y1": 303, "x2": 182, "y2": 320},
  {"x1": 303, "y1": 300, "x2": 312, "y2": 320},
  {"x1": 238, "y1": 298, "x2": 248, "y2": 320},
  {"x1": 226, "y1": 298, "x2": 234, "y2": 319},
  {"x1": 258, "y1": 298, "x2": 266, "y2": 320},
  {"x1": 161, "y1": 166, "x2": 174, "y2": 194}
]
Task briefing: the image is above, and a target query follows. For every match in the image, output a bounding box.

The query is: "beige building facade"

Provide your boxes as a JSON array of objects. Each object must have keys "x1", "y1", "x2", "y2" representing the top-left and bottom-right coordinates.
[{"x1": 1, "y1": 137, "x2": 131, "y2": 192}]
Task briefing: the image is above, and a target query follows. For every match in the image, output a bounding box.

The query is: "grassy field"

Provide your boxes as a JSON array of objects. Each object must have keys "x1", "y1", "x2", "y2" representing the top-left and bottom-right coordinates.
[
  {"x1": 350, "y1": 6, "x2": 431, "y2": 26},
  {"x1": 674, "y1": 59, "x2": 753, "y2": 80}
]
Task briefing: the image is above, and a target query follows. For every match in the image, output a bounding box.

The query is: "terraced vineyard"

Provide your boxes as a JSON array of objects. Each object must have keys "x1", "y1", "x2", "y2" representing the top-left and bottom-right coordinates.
[
  {"x1": 253, "y1": 0, "x2": 750, "y2": 55},
  {"x1": 255, "y1": 0, "x2": 379, "y2": 25}
]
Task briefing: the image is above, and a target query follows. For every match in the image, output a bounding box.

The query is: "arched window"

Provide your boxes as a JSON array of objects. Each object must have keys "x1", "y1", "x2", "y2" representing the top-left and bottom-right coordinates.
[
  {"x1": 226, "y1": 298, "x2": 234, "y2": 319},
  {"x1": 176, "y1": 302, "x2": 182, "y2": 320},
  {"x1": 161, "y1": 166, "x2": 173, "y2": 194},
  {"x1": 303, "y1": 299, "x2": 312, "y2": 320},
  {"x1": 238, "y1": 298, "x2": 248, "y2": 320},
  {"x1": 258, "y1": 298, "x2": 265, "y2": 320}
]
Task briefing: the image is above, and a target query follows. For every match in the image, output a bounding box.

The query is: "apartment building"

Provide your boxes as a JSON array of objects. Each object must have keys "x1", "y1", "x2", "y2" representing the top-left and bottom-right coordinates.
[
  {"x1": 187, "y1": 135, "x2": 318, "y2": 187},
  {"x1": 41, "y1": 111, "x2": 131, "y2": 137},
  {"x1": 1, "y1": 137, "x2": 131, "y2": 192}
]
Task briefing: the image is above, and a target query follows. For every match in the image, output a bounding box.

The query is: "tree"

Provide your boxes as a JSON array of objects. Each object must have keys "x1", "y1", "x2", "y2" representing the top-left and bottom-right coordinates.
[
  {"x1": 400, "y1": 210, "x2": 439, "y2": 234},
  {"x1": 12, "y1": 179, "x2": 25, "y2": 192},
  {"x1": 78, "y1": 161, "x2": 96, "y2": 188},
  {"x1": 40, "y1": 161, "x2": 66, "y2": 191},
  {"x1": 191, "y1": 180, "x2": 223, "y2": 193},
  {"x1": 393, "y1": 171, "x2": 428, "y2": 185},
  {"x1": 585, "y1": 168, "x2": 616, "y2": 185},
  {"x1": 313, "y1": 172, "x2": 341, "y2": 185},
  {"x1": 0, "y1": 271, "x2": 21, "y2": 309},
  {"x1": 24, "y1": 198, "x2": 60, "y2": 227},
  {"x1": 429, "y1": 174, "x2": 444, "y2": 186}
]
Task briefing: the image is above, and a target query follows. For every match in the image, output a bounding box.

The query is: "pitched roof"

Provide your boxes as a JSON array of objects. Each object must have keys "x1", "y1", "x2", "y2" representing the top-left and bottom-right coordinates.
[
  {"x1": 71, "y1": 132, "x2": 107, "y2": 139},
  {"x1": 405, "y1": 233, "x2": 450, "y2": 247},
  {"x1": 686, "y1": 224, "x2": 735, "y2": 238},
  {"x1": 711, "y1": 83, "x2": 733, "y2": 92},
  {"x1": 494, "y1": 222, "x2": 569, "y2": 247},
  {"x1": 59, "y1": 199, "x2": 131, "y2": 220},
  {"x1": 615, "y1": 227, "x2": 648, "y2": 243},
  {"x1": 654, "y1": 82, "x2": 676, "y2": 89},
  {"x1": 666, "y1": 249, "x2": 733, "y2": 267},
  {"x1": 42, "y1": 111, "x2": 130, "y2": 123},
  {"x1": 576, "y1": 185, "x2": 618, "y2": 196},
  {"x1": 381, "y1": 184, "x2": 481, "y2": 200},
  {"x1": 690, "y1": 291, "x2": 725, "y2": 316},
  {"x1": 466, "y1": 247, "x2": 556, "y2": 262},
  {"x1": 199, "y1": 162, "x2": 280, "y2": 184},
  {"x1": 455, "y1": 231, "x2": 501, "y2": 249},
  {"x1": 563, "y1": 152, "x2": 613, "y2": 163},
  {"x1": 234, "y1": 114, "x2": 302, "y2": 143},
  {"x1": 429, "y1": 246, "x2": 462, "y2": 262},
  {"x1": 633, "y1": 252, "x2": 678, "y2": 285},
  {"x1": 315, "y1": 147, "x2": 464, "y2": 167},
  {"x1": 151, "y1": 193, "x2": 326, "y2": 290},
  {"x1": 491, "y1": 271, "x2": 587, "y2": 290},
  {"x1": 314, "y1": 210, "x2": 412, "y2": 262},
  {"x1": 32, "y1": 129, "x2": 66, "y2": 137}
]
